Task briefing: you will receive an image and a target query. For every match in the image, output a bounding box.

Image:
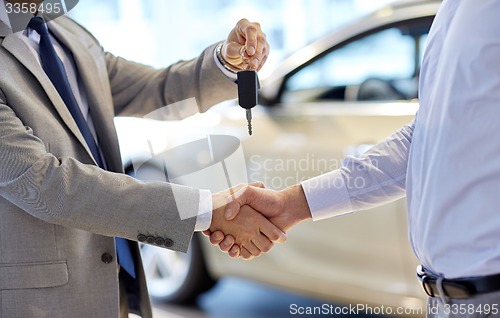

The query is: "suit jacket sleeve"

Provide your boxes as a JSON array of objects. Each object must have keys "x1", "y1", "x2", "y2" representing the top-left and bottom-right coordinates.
[
  {"x1": 0, "y1": 90, "x2": 197, "y2": 253},
  {"x1": 55, "y1": 17, "x2": 237, "y2": 118},
  {"x1": 106, "y1": 43, "x2": 237, "y2": 118}
]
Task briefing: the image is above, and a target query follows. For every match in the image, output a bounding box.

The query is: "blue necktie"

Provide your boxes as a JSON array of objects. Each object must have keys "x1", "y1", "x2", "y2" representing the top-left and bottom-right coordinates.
[{"x1": 29, "y1": 17, "x2": 136, "y2": 279}]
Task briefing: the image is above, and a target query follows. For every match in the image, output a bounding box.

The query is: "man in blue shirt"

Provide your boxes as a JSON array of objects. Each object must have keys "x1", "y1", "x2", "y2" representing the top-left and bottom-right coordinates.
[{"x1": 209, "y1": 1, "x2": 500, "y2": 316}]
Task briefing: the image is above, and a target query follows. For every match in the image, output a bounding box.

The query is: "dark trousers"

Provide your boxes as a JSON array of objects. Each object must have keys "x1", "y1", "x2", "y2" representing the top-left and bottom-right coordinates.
[{"x1": 426, "y1": 290, "x2": 500, "y2": 318}]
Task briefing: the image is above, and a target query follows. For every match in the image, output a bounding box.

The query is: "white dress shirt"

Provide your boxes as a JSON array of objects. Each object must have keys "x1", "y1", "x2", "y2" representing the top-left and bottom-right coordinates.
[
  {"x1": 0, "y1": 5, "x2": 222, "y2": 231},
  {"x1": 302, "y1": 0, "x2": 500, "y2": 279}
]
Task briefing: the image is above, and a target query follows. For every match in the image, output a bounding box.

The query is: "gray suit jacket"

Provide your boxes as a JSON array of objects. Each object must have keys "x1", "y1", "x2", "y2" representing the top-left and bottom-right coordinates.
[{"x1": 0, "y1": 16, "x2": 236, "y2": 318}]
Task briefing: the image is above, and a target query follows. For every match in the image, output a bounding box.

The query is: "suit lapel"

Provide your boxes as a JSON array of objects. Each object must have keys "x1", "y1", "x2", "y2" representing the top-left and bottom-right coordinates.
[
  {"x1": 1, "y1": 19, "x2": 123, "y2": 171},
  {"x1": 1, "y1": 30, "x2": 97, "y2": 165},
  {"x1": 48, "y1": 19, "x2": 123, "y2": 172}
]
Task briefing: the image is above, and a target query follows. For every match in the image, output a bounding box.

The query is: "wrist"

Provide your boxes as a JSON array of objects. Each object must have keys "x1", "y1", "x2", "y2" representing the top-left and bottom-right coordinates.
[
  {"x1": 215, "y1": 42, "x2": 240, "y2": 74},
  {"x1": 283, "y1": 184, "x2": 312, "y2": 224},
  {"x1": 209, "y1": 192, "x2": 226, "y2": 231}
]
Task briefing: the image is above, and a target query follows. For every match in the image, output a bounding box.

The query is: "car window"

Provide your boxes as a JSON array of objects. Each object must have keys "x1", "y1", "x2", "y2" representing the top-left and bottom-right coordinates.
[{"x1": 283, "y1": 26, "x2": 428, "y2": 103}]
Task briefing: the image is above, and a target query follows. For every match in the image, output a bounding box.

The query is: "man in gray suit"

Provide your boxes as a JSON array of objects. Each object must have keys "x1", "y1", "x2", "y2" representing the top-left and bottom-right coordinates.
[{"x1": 0, "y1": 1, "x2": 283, "y2": 317}]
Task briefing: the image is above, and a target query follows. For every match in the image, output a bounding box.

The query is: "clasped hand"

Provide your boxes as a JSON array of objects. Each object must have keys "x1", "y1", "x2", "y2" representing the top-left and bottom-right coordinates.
[
  {"x1": 206, "y1": 183, "x2": 311, "y2": 260},
  {"x1": 205, "y1": 20, "x2": 309, "y2": 259}
]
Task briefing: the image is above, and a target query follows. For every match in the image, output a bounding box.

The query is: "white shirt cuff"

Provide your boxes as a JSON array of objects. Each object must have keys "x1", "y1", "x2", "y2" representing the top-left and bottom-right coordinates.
[
  {"x1": 213, "y1": 43, "x2": 238, "y2": 82},
  {"x1": 195, "y1": 189, "x2": 213, "y2": 231},
  {"x1": 300, "y1": 170, "x2": 354, "y2": 221}
]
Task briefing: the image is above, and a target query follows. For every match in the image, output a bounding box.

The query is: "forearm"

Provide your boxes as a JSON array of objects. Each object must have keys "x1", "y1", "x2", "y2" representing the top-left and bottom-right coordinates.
[
  {"x1": 301, "y1": 121, "x2": 415, "y2": 220},
  {"x1": 1, "y1": 154, "x2": 197, "y2": 251},
  {"x1": 282, "y1": 184, "x2": 312, "y2": 226}
]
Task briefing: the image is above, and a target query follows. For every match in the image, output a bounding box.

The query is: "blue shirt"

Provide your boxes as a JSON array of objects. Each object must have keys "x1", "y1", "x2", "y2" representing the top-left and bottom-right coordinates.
[{"x1": 302, "y1": 0, "x2": 500, "y2": 279}]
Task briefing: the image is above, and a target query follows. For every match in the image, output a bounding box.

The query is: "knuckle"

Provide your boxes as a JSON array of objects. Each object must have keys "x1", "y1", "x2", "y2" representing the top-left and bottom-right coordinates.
[
  {"x1": 246, "y1": 25, "x2": 258, "y2": 33},
  {"x1": 263, "y1": 244, "x2": 272, "y2": 253}
]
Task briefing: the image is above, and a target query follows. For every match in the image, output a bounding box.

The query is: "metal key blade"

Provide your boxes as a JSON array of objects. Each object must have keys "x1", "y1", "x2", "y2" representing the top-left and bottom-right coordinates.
[{"x1": 246, "y1": 109, "x2": 253, "y2": 135}]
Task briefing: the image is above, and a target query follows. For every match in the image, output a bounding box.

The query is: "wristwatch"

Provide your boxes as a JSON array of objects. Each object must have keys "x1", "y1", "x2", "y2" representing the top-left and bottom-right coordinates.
[{"x1": 215, "y1": 42, "x2": 240, "y2": 74}]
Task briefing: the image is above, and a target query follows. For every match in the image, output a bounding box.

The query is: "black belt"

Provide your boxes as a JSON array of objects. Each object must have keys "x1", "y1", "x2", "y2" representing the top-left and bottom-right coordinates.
[{"x1": 417, "y1": 265, "x2": 500, "y2": 299}]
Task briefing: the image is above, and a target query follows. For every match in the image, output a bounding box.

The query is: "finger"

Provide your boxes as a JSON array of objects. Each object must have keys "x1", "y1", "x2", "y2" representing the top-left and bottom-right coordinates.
[
  {"x1": 209, "y1": 231, "x2": 224, "y2": 245},
  {"x1": 243, "y1": 241, "x2": 262, "y2": 257},
  {"x1": 256, "y1": 43, "x2": 269, "y2": 72},
  {"x1": 219, "y1": 235, "x2": 235, "y2": 253},
  {"x1": 250, "y1": 181, "x2": 265, "y2": 189},
  {"x1": 235, "y1": 18, "x2": 250, "y2": 45},
  {"x1": 240, "y1": 247, "x2": 254, "y2": 260},
  {"x1": 249, "y1": 33, "x2": 268, "y2": 70},
  {"x1": 251, "y1": 235, "x2": 274, "y2": 253},
  {"x1": 242, "y1": 23, "x2": 260, "y2": 56},
  {"x1": 202, "y1": 230, "x2": 212, "y2": 237},
  {"x1": 260, "y1": 216, "x2": 287, "y2": 244},
  {"x1": 228, "y1": 245, "x2": 241, "y2": 258}
]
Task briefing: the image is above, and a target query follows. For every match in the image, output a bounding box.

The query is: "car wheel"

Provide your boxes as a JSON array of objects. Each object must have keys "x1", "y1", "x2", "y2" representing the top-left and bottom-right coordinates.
[{"x1": 140, "y1": 233, "x2": 215, "y2": 304}]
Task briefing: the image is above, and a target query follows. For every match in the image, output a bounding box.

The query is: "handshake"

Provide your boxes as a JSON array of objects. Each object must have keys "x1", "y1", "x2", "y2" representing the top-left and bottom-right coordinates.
[{"x1": 204, "y1": 182, "x2": 312, "y2": 260}]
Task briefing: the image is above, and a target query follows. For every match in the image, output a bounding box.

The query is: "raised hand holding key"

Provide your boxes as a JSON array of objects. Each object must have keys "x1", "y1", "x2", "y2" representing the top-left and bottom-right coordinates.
[{"x1": 218, "y1": 19, "x2": 268, "y2": 135}]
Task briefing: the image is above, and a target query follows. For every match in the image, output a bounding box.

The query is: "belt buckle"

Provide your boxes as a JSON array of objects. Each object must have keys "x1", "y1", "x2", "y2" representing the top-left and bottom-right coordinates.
[
  {"x1": 421, "y1": 275, "x2": 436, "y2": 297},
  {"x1": 417, "y1": 265, "x2": 435, "y2": 297},
  {"x1": 419, "y1": 274, "x2": 473, "y2": 299}
]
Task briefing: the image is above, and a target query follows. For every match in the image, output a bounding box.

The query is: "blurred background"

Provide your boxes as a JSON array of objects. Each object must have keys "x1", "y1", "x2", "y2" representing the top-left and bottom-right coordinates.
[
  {"x1": 70, "y1": 0, "x2": 395, "y2": 76},
  {"x1": 67, "y1": 1, "x2": 433, "y2": 317}
]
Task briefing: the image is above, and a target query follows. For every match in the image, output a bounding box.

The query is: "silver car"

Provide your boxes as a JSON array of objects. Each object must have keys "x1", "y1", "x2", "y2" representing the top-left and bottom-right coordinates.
[{"x1": 115, "y1": 0, "x2": 440, "y2": 313}]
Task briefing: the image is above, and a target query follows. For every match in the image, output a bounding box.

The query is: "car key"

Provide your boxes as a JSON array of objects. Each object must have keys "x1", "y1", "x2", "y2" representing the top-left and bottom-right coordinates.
[{"x1": 237, "y1": 70, "x2": 259, "y2": 135}]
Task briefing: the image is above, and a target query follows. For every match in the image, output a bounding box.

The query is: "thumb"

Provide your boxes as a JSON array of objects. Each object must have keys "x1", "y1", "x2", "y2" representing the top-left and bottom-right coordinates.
[
  {"x1": 224, "y1": 183, "x2": 265, "y2": 220},
  {"x1": 225, "y1": 185, "x2": 273, "y2": 220},
  {"x1": 250, "y1": 181, "x2": 265, "y2": 189},
  {"x1": 223, "y1": 41, "x2": 245, "y2": 67},
  {"x1": 224, "y1": 189, "x2": 244, "y2": 220},
  {"x1": 224, "y1": 185, "x2": 256, "y2": 220}
]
